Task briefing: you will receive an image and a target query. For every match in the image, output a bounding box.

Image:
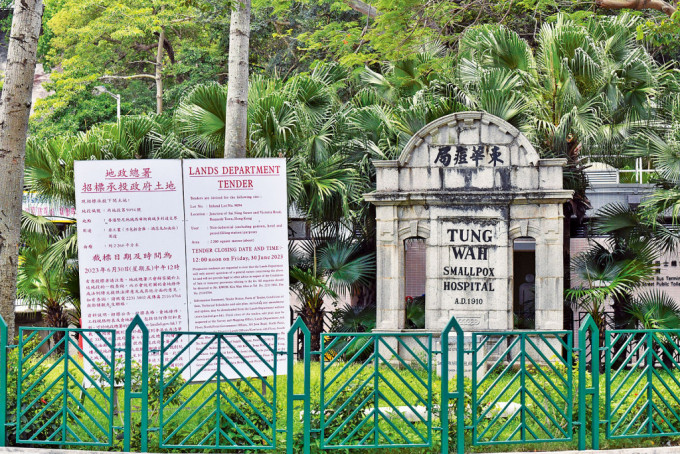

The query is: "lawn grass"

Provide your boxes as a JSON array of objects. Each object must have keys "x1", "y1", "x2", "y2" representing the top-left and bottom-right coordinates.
[{"x1": 10, "y1": 335, "x2": 680, "y2": 453}]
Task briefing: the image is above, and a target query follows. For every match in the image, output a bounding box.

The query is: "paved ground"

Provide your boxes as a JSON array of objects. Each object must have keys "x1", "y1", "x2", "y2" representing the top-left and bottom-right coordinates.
[
  {"x1": 1, "y1": 447, "x2": 680, "y2": 454},
  {"x1": 501, "y1": 448, "x2": 680, "y2": 454}
]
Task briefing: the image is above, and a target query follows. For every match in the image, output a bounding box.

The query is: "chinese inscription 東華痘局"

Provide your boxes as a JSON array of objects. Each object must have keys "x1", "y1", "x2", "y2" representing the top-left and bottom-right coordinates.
[{"x1": 434, "y1": 145, "x2": 504, "y2": 167}]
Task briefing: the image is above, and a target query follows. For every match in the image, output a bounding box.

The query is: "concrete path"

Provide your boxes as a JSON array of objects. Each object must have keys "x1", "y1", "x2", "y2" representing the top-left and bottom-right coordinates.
[
  {"x1": 501, "y1": 448, "x2": 680, "y2": 454},
  {"x1": 1, "y1": 446, "x2": 679, "y2": 454}
]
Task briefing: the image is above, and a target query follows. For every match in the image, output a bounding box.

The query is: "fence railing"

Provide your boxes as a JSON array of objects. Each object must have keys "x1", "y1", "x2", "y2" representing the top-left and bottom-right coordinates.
[
  {"x1": 470, "y1": 331, "x2": 574, "y2": 446},
  {"x1": 16, "y1": 326, "x2": 116, "y2": 446},
  {"x1": 4, "y1": 313, "x2": 680, "y2": 452},
  {"x1": 584, "y1": 157, "x2": 656, "y2": 185}
]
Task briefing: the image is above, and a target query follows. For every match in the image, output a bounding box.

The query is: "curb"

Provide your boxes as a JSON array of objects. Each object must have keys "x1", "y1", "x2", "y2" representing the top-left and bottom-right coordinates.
[
  {"x1": 499, "y1": 448, "x2": 680, "y2": 454},
  {"x1": 0, "y1": 447, "x2": 679, "y2": 454}
]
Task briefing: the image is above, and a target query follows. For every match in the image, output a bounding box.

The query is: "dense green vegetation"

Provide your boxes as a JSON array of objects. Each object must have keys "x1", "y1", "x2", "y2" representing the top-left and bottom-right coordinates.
[
  {"x1": 20, "y1": 0, "x2": 680, "y2": 138},
  {"x1": 20, "y1": 7, "x2": 680, "y2": 333}
]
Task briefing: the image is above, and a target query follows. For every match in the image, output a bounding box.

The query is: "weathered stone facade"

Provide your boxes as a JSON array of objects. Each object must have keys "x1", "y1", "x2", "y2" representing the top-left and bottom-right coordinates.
[{"x1": 364, "y1": 112, "x2": 573, "y2": 333}]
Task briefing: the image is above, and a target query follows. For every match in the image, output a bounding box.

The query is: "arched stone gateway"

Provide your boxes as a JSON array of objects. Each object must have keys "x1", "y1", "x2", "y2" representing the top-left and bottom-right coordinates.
[{"x1": 364, "y1": 111, "x2": 573, "y2": 334}]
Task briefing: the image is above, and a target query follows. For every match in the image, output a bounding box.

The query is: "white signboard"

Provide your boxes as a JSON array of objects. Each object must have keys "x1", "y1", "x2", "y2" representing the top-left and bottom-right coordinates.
[
  {"x1": 183, "y1": 159, "x2": 289, "y2": 379},
  {"x1": 75, "y1": 159, "x2": 289, "y2": 379}
]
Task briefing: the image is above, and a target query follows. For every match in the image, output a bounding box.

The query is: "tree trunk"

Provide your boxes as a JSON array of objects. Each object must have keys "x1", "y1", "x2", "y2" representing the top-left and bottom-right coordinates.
[
  {"x1": 45, "y1": 299, "x2": 69, "y2": 354},
  {"x1": 155, "y1": 27, "x2": 165, "y2": 115},
  {"x1": 346, "y1": 0, "x2": 380, "y2": 18},
  {"x1": 0, "y1": 0, "x2": 44, "y2": 340},
  {"x1": 300, "y1": 306, "x2": 325, "y2": 357},
  {"x1": 224, "y1": 0, "x2": 251, "y2": 159},
  {"x1": 595, "y1": 0, "x2": 677, "y2": 16},
  {"x1": 353, "y1": 280, "x2": 376, "y2": 308}
]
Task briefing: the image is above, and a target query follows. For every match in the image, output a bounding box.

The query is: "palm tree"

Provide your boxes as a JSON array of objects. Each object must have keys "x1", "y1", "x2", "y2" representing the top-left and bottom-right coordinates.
[
  {"x1": 566, "y1": 227, "x2": 657, "y2": 371},
  {"x1": 357, "y1": 42, "x2": 449, "y2": 104},
  {"x1": 637, "y1": 88, "x2": 680, "y2": 225},
  {"x1": 174, "y1": 83, "x2": 227, "y2": 157},
  {"x1": 566, "y1": 203, "x2": 673, "y2": 331},
  {"x1": 455, "y1": 13, "x2": 669, "y2": 166},
  {"x1": 625, "y1": 290, "x2": 680, "y2": 368},
  {"x1": 17, "y1": 214, "x2": 76, "y2": 345},
  {"x1": 625, "y1": 290, "x2": 680, "y2": 330},
  {"x1": 567, "y1": 240, "x2": 657, "y2": 332},
  {"x1": 454, "y1": 16, "x2": 671, "y2": 329},
  {"x1": 174, "y1": 66, "x2": 361, "y2": 224},
  {"x1": 290, "y1": 238, "x2": 375, "y2": 353}
]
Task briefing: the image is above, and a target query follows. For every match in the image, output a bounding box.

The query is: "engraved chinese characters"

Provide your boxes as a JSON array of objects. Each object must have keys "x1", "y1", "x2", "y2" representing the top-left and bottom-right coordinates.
[{"x1": 434, "y1": 145, "x2": 504, "y2": 168}]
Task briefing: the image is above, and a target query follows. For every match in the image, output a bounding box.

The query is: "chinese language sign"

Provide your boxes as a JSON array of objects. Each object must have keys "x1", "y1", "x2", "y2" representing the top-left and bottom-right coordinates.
[
  {"x1": 433, "y1": 145, "x2": 505, "y2": 167},
  {"x1": 75, "y1": 159, "x2": 289, "y2": 380}
]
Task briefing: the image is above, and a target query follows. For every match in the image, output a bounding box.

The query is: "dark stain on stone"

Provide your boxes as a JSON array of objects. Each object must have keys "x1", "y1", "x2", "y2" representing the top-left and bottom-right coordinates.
[
  {"x1": 496, "y1": 168, "x2": 511, "y2": 190},
  {"x1": 443, "y1": 216, "x2": 501, "y2": 227}
]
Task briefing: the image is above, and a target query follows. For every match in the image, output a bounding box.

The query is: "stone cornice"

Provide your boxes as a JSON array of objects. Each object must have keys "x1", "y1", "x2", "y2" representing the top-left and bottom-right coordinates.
[{"x1": 364, "y1": 189, "x2": 574, "y2": 205}]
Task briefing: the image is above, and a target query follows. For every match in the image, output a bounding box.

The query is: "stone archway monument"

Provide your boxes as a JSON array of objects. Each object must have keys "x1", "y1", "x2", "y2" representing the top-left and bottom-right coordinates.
[{"x1": 364, "y1": 112, "x2": 573, "y2": 333}]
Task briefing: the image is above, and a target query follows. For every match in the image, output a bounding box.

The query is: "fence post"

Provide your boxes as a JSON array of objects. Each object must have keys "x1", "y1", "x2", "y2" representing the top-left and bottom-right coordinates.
[
  {"x1": 124, "y1": 315, "x2": 149, "y2": 452},
  {"x1": 0, "y1": 316, "x2": 6, "y2": 447},
  {"x1": 441, "y1": 315, "x2": 464, "y2": 454},
  {"x1": 287, "y1": 317, "x2": 310, "y2": 454},
  {"x1": 578, "y1": 314, "x2": 599, "y2": 450}
]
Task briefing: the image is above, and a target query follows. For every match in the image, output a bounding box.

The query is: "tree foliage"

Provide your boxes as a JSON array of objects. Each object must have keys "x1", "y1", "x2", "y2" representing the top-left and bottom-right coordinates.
[
  {"x1": 255, "y1": 0, "x2": 593, "y2": 68},
  {"x1": 32, "y1": 0, "x2": 229, "y2": 136},
  {"x1": 26, "y1": 0, "x2": 680, "y2": 140}
]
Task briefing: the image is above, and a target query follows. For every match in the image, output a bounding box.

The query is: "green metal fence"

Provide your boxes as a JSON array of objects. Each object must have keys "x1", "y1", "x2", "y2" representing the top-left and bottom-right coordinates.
[
  {"x1": 318, "y1": 333, "x2": 432, "y2": 449},
  {"x1": 3, "y1": 313, "x2": 680, "y2": 452},
  {"x1": 605, "y1": 328, "x2": 680, "y2": 439},
  {"x1": 157, "y1": 330, "x2": 277, "y2": 450},
  {"x1": 470, "y1": 331, "x2": 573, "y2": 446},
  {"x1": 16, "y1": 326, "x2": 115, "y2": 446}
]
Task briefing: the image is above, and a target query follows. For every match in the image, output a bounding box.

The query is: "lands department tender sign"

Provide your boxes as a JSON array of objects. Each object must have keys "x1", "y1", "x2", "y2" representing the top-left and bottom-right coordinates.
[{"x1": 75, "y1": 158, "x2": 289, "y2": 380}]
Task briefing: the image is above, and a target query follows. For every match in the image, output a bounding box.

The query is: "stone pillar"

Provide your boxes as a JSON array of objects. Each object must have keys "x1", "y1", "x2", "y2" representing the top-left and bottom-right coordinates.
[{"x1": 375, "y1": 205, "x2": 404, "y2": 330}]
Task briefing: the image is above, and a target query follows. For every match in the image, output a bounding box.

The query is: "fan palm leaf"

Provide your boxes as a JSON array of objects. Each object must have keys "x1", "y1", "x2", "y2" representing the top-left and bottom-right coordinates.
[
  {"x1": 625, "y1": 290, "x2": 680, "y2": 330},
  {"x1": 174, "y1": 82, "x2": 227, "y2": 156},
  {"x1": 458, "y1": 25, "x2": 535, "y2": 73},
  {"x1": 317, "y1": 242, "x2": 375, "y2": 295}
]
